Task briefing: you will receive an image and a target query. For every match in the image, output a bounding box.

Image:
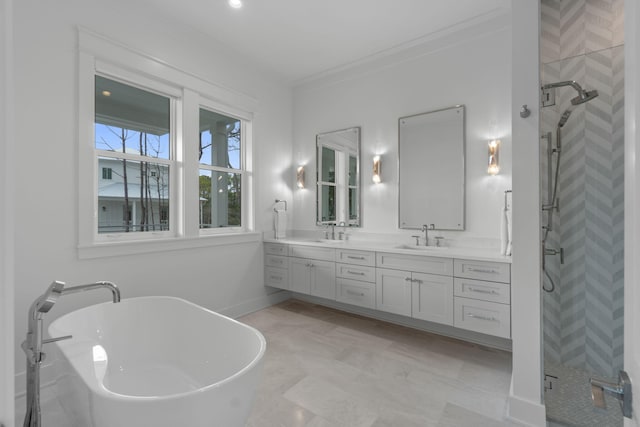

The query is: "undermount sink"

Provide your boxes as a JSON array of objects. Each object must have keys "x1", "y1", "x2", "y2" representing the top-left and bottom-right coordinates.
[
  {"x1": 307, "y1": 239, "x2": 345, "y2": 244},
  {"x1": 395, "y1": 244, "x2": 446, "y2": 251}
]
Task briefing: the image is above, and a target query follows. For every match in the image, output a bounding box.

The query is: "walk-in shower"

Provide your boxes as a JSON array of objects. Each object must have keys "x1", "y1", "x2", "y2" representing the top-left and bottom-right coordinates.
[
  {"x1": 541, "y1": 80, "x2": 598, "y2": 293},
  {"x1": 539, "y1": 1, "x2": 624, "y2": 424}
]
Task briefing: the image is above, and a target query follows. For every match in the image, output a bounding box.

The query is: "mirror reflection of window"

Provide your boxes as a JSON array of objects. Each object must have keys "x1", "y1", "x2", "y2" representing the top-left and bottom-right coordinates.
[{"x1": 316, "y1": 127, "x2": 360, "y2": 227}]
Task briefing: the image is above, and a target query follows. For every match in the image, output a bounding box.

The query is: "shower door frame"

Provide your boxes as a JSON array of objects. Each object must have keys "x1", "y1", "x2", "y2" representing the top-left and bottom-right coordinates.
[{"x1": 624, "y1": 1, "x2": 640, "y2": 426}]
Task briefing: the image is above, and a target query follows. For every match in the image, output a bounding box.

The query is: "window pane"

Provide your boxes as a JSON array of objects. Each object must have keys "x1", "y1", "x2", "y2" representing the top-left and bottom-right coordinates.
[
  {"x1": 98, "y1": 158, "x2": 170, "y2": 233},
  {"x1": 319, "y1": 184, "x2": 336, "y2": 222},
  {"x1": 199, "y1": 170, "x2": 241, "y2": 228},
  {"x1": 349, "y1": 188, "x2": 358, "y2": 220},
  {"x1": 95, "y1": 76, "x2": 170, "y2": 159},
  {"x1": 348, "y1": 155, "x2": 357, "y2": 186},
  {"x1": 199, "y1": 108, "x2": 241, "y2": 169},
  {"x1": 321, "y1": 147, "x2": 336, "y2": 183}
]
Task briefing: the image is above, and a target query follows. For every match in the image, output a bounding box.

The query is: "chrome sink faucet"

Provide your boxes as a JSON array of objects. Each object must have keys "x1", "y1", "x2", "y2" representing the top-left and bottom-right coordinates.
[{"x1": 422, "y1": 224, "x2": 435, "y2": 246}]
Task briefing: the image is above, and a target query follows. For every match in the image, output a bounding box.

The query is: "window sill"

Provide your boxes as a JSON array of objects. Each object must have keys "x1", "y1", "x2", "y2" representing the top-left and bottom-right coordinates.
[{"x1": 78, "y1": 232, "x2": 261, "y2": 259}]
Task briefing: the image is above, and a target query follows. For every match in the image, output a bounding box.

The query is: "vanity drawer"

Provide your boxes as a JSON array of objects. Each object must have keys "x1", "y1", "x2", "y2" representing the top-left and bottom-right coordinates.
[
  {"x1": 336, "y1": 249, "x2": 375, "y2": 266},
  {"x1": 265, "y1": 254, "x2": 288, "y2": 269},
  {"x1": 336, "y1": 263, "x2": 375, "y2": 283},
  {"x1": 265, "y1": 243, "x2": 288, "y2": 256},
  {"x1": 336, "y1": 278, "x2": 376, "y2": 309},
  {"x1": 454, "y1": 297, "x2": 510, "y2": 339},
  {"x1": 454, "y1": 277, "x2": 510, "y2": 305},
  {"x1": 289, "y1": 245, "x2": 335, "y2": 262},
  {"x1": 265, "y1": 266, "x2": 289, "y2": 290},
  {"x1": 376, "y1": 252, "x2": 453, "y2": 276},
  {"x1": 454, "y1": 259, "x2": 510, "y2": 283}
]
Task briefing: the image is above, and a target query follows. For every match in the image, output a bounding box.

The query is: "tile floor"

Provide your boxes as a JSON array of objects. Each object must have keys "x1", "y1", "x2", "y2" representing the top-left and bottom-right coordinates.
[{"x1": 241, "y1": 299, "x2": 525, "y2": 427}]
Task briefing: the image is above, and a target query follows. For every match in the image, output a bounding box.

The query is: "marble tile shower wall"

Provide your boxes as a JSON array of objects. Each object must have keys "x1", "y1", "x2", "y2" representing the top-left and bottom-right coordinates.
[{"x1": 540, "y1": 0, "x2": 624, "y2": 378}]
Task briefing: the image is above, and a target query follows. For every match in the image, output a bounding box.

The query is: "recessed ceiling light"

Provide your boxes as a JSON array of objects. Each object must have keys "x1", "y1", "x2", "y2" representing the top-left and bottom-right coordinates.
[
  {"x1": 228, "y1": 0, "x2": 242, "y2": 9},
  {"x1": 101, "y1": 90, "x2": 111, "y2": 97}
]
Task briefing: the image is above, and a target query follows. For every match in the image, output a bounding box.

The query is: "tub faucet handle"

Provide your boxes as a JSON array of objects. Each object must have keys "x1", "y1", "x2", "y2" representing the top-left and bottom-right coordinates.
[{"x1": 43, "y1": 335, "x2": 73, "y2": 344}]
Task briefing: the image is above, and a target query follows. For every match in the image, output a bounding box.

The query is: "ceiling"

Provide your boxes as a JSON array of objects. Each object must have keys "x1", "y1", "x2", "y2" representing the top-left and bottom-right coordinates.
[{"x1": 137, "y1": 0, "x2": 510, "y2": 85}]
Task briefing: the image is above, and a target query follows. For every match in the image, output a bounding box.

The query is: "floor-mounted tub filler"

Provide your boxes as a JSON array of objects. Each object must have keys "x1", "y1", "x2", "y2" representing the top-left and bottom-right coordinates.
[{"x1": 24, "y1": 284, "x2": 266, "y2": 427}]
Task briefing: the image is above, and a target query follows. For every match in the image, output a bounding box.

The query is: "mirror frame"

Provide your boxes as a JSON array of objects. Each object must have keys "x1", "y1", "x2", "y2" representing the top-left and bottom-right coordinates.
[
  {"x1": 316, "y1": 127, "x2": 361, "y2": 227},
  {"x1": 398, "y1": 105, "x2": 465, "y2": 230}
]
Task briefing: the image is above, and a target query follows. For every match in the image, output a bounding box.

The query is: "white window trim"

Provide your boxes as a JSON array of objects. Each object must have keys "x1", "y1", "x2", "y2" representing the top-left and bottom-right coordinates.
[{"x1": 78, "y1": 28, "x2": 257, "y2": 259}]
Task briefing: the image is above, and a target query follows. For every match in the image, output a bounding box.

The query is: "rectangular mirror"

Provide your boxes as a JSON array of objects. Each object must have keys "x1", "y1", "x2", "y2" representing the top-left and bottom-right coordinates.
[
  {"x1": 399, "y1": 105, "x2": 465, "y2": 230},
  {"x1": 316, "y1": 127, "x2": 360, "y2": 226}
]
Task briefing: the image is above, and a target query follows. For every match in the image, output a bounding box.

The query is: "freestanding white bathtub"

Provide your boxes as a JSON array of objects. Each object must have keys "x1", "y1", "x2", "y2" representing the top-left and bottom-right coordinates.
[{"x1": 48, "y1": 296, "x2": 266, "y2": 427}]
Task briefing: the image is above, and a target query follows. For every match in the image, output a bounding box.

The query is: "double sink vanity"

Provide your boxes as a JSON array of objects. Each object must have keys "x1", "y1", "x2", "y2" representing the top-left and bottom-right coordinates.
[
  {"x1": 272, "y1": 105, "x2": 512, "y2": 346},
  {"x1": 264, "y1": 238, "x2": 512, "y2": 342}
]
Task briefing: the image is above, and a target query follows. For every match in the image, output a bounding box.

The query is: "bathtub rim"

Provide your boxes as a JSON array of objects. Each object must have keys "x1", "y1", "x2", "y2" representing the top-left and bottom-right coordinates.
[{"x1": 48, "y1": 295, "x2": 267, "y2": 401}]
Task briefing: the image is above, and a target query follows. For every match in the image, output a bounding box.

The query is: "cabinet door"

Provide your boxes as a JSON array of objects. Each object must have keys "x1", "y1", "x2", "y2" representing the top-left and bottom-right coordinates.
[
  {"x1": 310, "y1": 259, "x2": 336, "y2": 300},
  {"x1": 289, "y1": 257, "x2": 311, "y2": 294},
  {"x1": 375, "y1": 268, "x2": 412, "y2": 316},
  {"x1": 412, "y1": 272, "x2": 453, "y2": 325}
]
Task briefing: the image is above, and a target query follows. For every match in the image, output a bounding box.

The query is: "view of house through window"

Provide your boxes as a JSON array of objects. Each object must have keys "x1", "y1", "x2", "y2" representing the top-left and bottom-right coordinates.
[
  {"x1": 95, "y1": 76, "x2": 171, "y2": 234},
  {"x1": 198, "y1": 108, "x2": 242, "y2": 228}
]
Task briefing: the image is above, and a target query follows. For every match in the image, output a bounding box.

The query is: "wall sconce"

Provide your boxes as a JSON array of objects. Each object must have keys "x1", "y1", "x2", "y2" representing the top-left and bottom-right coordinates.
[
  {"x1": 488, "y1": 139, "x2": 500, "y2": 175},
  {"x1": 372, "y1": 155, "x2": 381, "y2": 184},
  {"x1": 296, "y1": 165, "x2": 305, "y2": 188}
]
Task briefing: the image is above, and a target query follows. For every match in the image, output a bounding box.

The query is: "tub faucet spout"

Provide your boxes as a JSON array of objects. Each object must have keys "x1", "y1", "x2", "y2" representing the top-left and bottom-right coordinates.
[
  {"x1": 62, "y1": 281, "x2": 121, "y2": 303},
  {"x1": 23, "y1": 280, "x2": 121, "y2": 427}
]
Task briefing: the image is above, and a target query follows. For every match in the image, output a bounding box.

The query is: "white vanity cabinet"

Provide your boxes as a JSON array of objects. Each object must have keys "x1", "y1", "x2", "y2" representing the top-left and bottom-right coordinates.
[
  {"x1": 336, "y1": 249, "x2": 376, "y2": 309},
  {"x1": 376, "y1": 252, "x2": 454, "y2": 321},
  {"x1": 289, "y1": 245, "x2": 336, "y2": 300},
  {"x1": 264, "y1": 241, "x2": 512, "y2": 342},
  {"x1": 264, "y1": 243, "x2": 289, "y2": 290},
  {"x1": 453, "y1": 259, "x2": 511, "y2": 338}
]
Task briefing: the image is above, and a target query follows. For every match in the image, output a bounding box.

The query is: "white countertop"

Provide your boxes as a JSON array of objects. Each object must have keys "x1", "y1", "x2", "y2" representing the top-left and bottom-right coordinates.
[{"x1": 264, "y1": 237, "x2": 512, "y2": 264}]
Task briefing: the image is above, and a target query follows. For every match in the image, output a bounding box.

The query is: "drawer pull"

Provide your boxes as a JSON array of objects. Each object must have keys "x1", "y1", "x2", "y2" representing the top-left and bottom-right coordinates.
[
  {"x1": 467, "y1": 313, "x2": 499, "y2": 322},
  {"x1": 306, "y1": 263, "x2": 315, "y2": 268},
  {"x1": 468, "y1": 267, "x2": 499, "y2": 275},
  {"x1": 405, "y1": 277, "x2": 413, "y2": 282},
  {"x1": 467, "y1": 286, "x2": 498, "y2": 295},
  {"x1": 346, "y1": 289, "x2": 366, "y2": 297},
  {"x1": 347, "y1": 270, "x2": 366, "y2": 276},
  {"x1": 270, "y1": 275, "x2": 282, "y2": 281},
  {"x1": 347, "y1": 255, "x2": 366, "y2": 260}
]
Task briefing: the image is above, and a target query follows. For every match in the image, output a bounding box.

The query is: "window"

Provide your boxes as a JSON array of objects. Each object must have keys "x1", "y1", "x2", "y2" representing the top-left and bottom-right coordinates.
[
  {"x1": 78, "y1": 31, "x2": 256, "y2": 256},
  {"x1": 198, "y1": 108, "x2": 244, "y2": 229},
  {"x1": 95, "y1": 76, "x2": 172, "y2": 234}
]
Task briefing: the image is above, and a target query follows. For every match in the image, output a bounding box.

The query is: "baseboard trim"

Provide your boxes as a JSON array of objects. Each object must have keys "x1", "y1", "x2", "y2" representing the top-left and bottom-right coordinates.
[
  {"x1": 507, "y1": 391, "x2": 547, "y2": 426},
  {"x1": 219, "y1": 290, "x2": 292, "y2": 319}
]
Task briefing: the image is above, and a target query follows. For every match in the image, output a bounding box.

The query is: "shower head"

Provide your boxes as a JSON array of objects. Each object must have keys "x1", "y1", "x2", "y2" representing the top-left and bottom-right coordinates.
[
  {"x1": 570, "y1": 89, "x2": 599, "y2": 105},
  {"x1": 542, "y1": 80, "x2": 599, "y2": 106},
  {"x1": 558, "y1": 109, "x2": 572, "y2": 128}
]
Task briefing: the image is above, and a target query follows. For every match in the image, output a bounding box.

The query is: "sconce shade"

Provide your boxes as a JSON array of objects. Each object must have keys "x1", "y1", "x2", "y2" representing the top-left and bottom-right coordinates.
[
  {"x1": 296, "y1": 166, "x2": 305, "y2": 188},
  {"x1": 372, "y1": 155, "x2": 381, "y2": 184},
  {"x1": 488, "y1": 140, "x2": 500, "y2": 175}
]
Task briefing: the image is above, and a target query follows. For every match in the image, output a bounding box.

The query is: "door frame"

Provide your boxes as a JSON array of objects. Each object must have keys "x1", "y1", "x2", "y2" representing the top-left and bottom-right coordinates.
[
  {"x1": 1, "y1": 0, "x2": 15, "y2": 425},
  {"x1": 624, "y1": 0, "x2": 640, "y2": 425}
]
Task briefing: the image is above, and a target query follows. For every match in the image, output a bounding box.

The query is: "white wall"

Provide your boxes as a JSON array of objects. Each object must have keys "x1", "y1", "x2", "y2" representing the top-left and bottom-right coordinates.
[
  {"x1": 292, "y1": 15, "x2": 512, "y2": 242},
  {"x1": 12, "y1": 0, "x2": 293, "y2": 383},
  {"x1": 1, "y1": 0, "x2": 15, "y2": 423},
  {"x1": 508, "y1": 2, "x2": 546, "y2": 426}
]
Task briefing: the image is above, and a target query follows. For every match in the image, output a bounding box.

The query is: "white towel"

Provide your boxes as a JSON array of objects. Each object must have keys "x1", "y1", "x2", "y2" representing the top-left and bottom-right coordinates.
[
  {"x1": 500, "y1": 192, "x2": 513, "y2": 256},
  {"x1": 505, "y1": 204, "x2": 512, "y2": 256},
  {"x1": 274, "y1": 209, "x2": 287, "y2": 239},
  {"x1": 500, "y1": 206, "x2": 509, "y2": 255}
]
